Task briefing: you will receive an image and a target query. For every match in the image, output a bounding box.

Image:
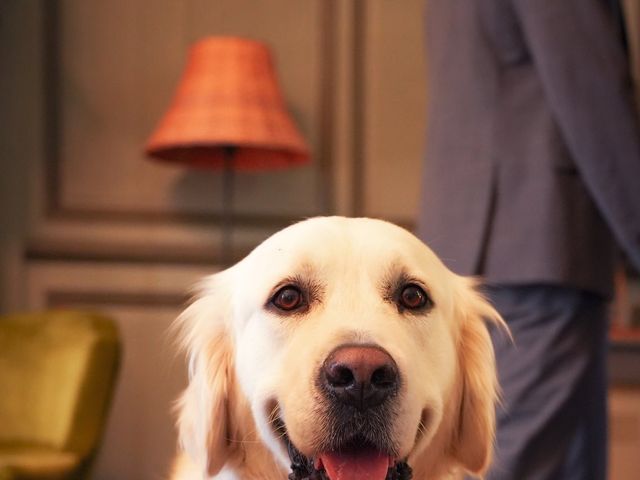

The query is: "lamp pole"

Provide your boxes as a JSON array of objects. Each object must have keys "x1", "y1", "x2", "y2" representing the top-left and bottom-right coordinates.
[{"x1": 221, "y1": 146, "x2": 237, "y2": 266}]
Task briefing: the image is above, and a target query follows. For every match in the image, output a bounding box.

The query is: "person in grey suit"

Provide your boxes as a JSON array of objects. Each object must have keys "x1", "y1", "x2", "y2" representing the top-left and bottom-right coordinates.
[{"x1": 417, "y1": 0, "x2": 640, "y2": 479}]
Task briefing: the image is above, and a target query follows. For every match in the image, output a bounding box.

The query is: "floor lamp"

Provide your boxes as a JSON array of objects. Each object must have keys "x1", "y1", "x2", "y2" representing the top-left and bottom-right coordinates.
[{"x1": 145, "y1": 36, "x2": 310, "y2": 264}]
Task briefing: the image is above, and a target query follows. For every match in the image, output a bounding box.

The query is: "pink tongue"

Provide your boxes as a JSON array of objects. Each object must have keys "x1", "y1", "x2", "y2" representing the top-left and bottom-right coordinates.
[{"x1": 319, "y1": 450, "x2": 391, "y2": 480}]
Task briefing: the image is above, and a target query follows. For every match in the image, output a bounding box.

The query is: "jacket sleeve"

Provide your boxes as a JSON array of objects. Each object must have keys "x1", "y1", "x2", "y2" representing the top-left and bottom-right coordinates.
[{"x1": 512, "y1": 0, "x2": 640, "y2": 271}]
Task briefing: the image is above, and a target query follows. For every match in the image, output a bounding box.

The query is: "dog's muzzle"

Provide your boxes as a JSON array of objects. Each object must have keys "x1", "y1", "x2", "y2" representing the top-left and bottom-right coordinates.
[{"x1": 284, "y1": 344, "x2": 412, "y2": 479}]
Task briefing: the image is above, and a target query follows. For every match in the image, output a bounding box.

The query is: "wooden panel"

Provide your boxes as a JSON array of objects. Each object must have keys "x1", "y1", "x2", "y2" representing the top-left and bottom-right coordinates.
[
  {"x1": 26, "y1": 261, "x2": 212, "y2": 480},
  {"x1": 25, "y1": 0, "x2": 337, "y2": 265},
  {"x1": 86, "y1": 305, "x2": 184, "y2": 480},
  {"x1": 623, "y1": 0, "x2": 640, "y2": 105},
  {"x1": 56, "y1": 0, "x2": 190, "y2": 213},
  {"x1": 0, "y1": 1, "x2": 42, "y2": 312},
  {"x1": 359, "y1": 0, "x2": 427, "y2": 224},
  {"x1": 609, "y1": 387, "x2": 640, "y2": 480},
  {"x1": 53, "y1": 0, "x2": 327, "y2": 218}
]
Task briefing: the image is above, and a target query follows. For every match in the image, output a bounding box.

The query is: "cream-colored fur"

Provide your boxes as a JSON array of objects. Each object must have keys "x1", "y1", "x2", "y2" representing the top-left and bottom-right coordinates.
[{"x1": 170, "y1": 217, "x2": 505, "y2": 480}]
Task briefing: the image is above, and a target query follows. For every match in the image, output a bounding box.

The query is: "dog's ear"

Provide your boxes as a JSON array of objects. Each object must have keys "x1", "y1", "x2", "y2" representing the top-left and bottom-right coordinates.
[
  {"x1": 174, "y1": 273, "x2": 237, "y2": 477},
  {"x1": 450, "y1": 278, "x2": 506, "y2": 476}
]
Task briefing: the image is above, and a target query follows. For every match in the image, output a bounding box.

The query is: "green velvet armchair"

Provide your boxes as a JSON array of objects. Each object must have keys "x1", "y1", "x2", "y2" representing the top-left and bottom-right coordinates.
[{"x1": 0, "y1": 311, "x2": 121, "y2": 480}]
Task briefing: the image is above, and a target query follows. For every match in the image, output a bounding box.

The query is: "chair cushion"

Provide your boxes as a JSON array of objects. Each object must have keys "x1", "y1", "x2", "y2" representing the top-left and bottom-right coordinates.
[
  {"x1": 0, "y1": 445, "x2": 80, "y2": 480},
  {"x1": 0, "y1": 310, "x2": 120, "y2": 457}
]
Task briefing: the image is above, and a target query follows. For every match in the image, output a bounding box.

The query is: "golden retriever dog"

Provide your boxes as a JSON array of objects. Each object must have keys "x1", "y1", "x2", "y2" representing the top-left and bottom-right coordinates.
[{"x1": 171, "y1": 217, "x2": 504, "y2": 480}]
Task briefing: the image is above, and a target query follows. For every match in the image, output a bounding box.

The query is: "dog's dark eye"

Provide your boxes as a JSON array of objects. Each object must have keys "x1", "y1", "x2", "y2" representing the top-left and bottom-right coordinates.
[
  {"x1": 271, "y1": 286, "x2": 304, "y2": 311},
  {"x1": 399, "y1": 284, "x2": 430, "y2": 310}
]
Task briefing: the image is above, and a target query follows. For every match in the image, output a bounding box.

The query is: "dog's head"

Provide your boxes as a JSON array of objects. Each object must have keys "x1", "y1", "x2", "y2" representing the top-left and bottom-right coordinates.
[{"x1": 174, "y1": 217, "x2": 504, "y2": 480}]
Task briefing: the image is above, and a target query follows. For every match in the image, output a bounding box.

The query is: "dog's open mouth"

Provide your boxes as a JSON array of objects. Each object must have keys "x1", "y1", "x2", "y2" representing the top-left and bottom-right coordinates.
[
  {"x1": 283, "y1": 426, "x2": 412, "y2": 480},
  {"x1": 269, "y1": 399, "x2": 412, "y2": 480},
  {"x1": 315, "y1": 444, "x2": 395, "y2": 480}
]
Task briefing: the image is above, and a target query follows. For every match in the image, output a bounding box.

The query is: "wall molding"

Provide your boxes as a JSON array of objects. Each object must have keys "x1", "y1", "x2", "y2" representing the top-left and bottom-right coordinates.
[{"x1": 47, "y1": 290, "x2": 188, "y2": 309}]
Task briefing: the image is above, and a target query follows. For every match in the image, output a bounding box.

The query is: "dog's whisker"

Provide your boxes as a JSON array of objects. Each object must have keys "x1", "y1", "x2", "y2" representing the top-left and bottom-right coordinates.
[
  {"x1": 418, "y1": 420, "x2": 427, "y2": 436},
  {"x1": 267, "y1": 409, "x2": 281, "y2": 425},
  {"x1": 227, "y1": 438, "x2": 263, "y2": 444}
]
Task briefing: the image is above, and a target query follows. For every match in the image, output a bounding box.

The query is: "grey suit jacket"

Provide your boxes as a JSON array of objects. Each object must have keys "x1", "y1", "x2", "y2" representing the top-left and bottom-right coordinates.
[{"x1": 417, "y1": 0, "x2": 640, "y2": 298}]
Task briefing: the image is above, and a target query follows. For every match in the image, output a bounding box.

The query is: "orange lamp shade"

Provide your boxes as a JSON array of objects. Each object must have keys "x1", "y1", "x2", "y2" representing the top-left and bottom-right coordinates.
[{"x1": 145, "y1": 36, "x2": 310, "y2": 171}]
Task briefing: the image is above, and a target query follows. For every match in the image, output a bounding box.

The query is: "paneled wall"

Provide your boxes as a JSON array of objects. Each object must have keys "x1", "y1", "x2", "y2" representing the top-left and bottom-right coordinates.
[
  {"x1": 24, "y1": 261, "x2": 207, "y2": 479},
  {"x1": 22, "y1": 0, "x2": 427, "y2": 263},
  {"x1": 33, "y1": 0, "x2": 332, "y2": 263}
]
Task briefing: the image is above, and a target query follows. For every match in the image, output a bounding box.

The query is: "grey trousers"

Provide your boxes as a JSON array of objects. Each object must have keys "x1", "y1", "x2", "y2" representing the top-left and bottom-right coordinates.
[{"x1": 479, "y1": 285, "x2": 609, "y2": 480}]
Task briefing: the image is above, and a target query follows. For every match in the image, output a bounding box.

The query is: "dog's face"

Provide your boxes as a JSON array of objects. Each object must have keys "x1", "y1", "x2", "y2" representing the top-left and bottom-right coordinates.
[{"x1": 175, "y1": 217, "x2": 503, "y2": 480}]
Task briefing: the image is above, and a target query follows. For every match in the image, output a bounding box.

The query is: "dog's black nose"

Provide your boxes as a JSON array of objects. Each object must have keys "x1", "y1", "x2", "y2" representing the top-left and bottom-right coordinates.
[{"x1": 322, "y1": 345, "x2": 399, "y2": 410}]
